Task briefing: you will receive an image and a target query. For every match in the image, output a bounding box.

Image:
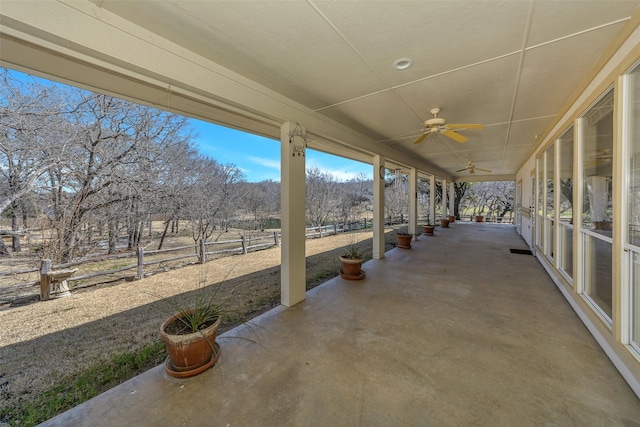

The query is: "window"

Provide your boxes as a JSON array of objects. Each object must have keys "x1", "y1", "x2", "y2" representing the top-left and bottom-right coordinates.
[
  {"x1": 544, "y1": 144, "x2": 555, "y2": 260},
  {"x1": 625, "y1": 63, "x2": 640, "y2": 351},
  {"x1": 558, "y1": 127, "x2": 574, "y2": 281},
  {"x1": 579, "y1": 89, "x2": 614, "y2": 320},
  {"x1": 536, "y1": 155, "x2": 544, "y2": 249}
]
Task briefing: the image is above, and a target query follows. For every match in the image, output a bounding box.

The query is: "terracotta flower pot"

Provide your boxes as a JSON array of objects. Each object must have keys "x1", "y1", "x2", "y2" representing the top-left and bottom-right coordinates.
[
  {"x1": 440, "y1": 219, "x2": 450, "y2": 228},
  {"x1": 423, "y1": 225, "x2": 435, "y2": 236},
  {"x1": 396, "y1": 234, "x2": 412, "y2": 249},
  {"x1": 340, "y1": 256, "x2": 363, "y2": 276},
  {"x1": 161, "y1": 312, "x2": 221, "y2": 376},
  {"x1": 475, "y1": 215, "x2": 484, "y2": 222},
  {"x1": 449, "y1": 215, "x2": 456, "y2": 223},
  {"x1": 340, "y1": 256, "x2": 365, "y2": 280}
]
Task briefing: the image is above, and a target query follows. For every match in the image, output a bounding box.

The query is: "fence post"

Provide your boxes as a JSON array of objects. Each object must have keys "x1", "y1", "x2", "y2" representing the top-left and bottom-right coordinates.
[
  {"x1": 40, "y1": 259, "x2": 52, "y2": 301},
  {"x1": 136, "y1": 245, "x2": 144, "y2": 280},
  {"x1": 364, "y1": 218, "x2": 367, "y2": 229},
  {"x1": 200, "y1": 239, "x2": 206, "y2": 264},
  {"x1": 241, "y1": 235, "x2": 248, "y2": 254},
  {"x1": 274, "y1": 231, "x2": 280, "y2": 246},
  {"x1": 319, "y1": 226, "x2": 323, "y2": 238}
]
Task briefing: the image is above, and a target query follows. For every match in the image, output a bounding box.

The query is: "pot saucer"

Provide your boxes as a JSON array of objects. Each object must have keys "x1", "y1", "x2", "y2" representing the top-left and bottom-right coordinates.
[
  {"x1": 164, "y1": 342, "x2": 220, "y2": 378},
  {"x1": 339, "y1": 270, "x2": 366, "y2": 281}
]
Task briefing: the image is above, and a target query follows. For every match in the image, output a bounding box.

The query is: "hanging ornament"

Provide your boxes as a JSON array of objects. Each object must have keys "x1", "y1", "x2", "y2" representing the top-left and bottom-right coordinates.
[{"x1": 288, "y1": 123, "x2": 309, "y2": 157}]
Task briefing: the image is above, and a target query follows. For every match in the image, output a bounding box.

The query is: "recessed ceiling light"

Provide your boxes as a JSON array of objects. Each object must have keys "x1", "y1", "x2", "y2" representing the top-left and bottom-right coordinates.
[{"x1": 393, "y1": 58, "x2": 413, "y2": 70}]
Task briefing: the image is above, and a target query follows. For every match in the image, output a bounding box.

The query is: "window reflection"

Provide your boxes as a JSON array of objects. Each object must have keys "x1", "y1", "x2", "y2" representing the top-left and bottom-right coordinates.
[{"x1": 581, "y1": 91, "x2": 614, "y2": 236}]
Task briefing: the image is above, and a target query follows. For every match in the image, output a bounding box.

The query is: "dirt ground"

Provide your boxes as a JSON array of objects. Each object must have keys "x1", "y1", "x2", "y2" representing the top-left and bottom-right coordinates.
[{"x1": 0, "y1": 228, "x2": 398, "y2": 414}]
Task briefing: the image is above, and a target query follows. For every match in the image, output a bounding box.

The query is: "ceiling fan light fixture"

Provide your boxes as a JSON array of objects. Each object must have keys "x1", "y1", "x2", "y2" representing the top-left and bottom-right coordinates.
[{"x1": 393, "y1": 57, "x2": 413, "y2": 70}]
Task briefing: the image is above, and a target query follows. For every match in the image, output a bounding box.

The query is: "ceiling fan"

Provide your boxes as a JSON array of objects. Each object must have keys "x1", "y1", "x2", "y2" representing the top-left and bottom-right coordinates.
[
  {"x1": 456, "y1": 160, "x2": 492, "y2": 174},
  {"x1": 591, "y1": 149, "x2": 612, "y2": 160},
  {"x1": 413, "y1": 108, "x2": 484, "y2": 144},
  {"x1": 587, "y1": 149, "x2": 613, "y2": 166}
]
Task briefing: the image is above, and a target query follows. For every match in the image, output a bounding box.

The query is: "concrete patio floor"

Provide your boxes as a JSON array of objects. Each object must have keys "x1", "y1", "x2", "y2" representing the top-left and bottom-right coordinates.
[{"x1": 43, "y1": 223, "x2": 640, "y2": 426}]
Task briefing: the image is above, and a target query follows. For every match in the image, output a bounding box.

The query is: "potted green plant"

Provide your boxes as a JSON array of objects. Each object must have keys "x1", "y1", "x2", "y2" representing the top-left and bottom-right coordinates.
[
  {"x1": 154, "y1": 274, "x2": 231, "y2": 378},
  {"x1": 475, "y1": 211, "x2": 484, "y2": 222},
  {"x1": 339, "y1": 237, "x2": 365, "y2": 280},
  {"x1": 396, "y1": 229, "x2": 412, "y2": 248}
]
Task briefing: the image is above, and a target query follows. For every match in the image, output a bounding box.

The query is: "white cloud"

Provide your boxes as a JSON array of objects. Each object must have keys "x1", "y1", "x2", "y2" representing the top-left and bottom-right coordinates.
[
  {"x1": 306, "y1": 158, "x2": 372, "y2": 182},
  {"x1": 248, "y1": 156, "x2": 280, "y2": 170}
]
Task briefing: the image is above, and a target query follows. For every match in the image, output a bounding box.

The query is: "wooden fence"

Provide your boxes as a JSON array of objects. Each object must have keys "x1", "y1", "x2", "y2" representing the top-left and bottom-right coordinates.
[{"x1": 0, "y1": 219, "x2": 371, "y2": 304}]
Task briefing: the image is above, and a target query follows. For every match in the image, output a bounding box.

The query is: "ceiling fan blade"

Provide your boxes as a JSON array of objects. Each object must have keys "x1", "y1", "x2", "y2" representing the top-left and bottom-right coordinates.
[
  {"x1": 476, "y1": 168, "x2": 492, "y2": 173},
  {"x1": 412, "y1": 132, "x2": 429, "y2": 144},
  {"x1": 443, "y1": 130, "x2": 468, "y2": 143},
  {"x1": 447, "y1": 123, "x2": 484, "y2": 130},
  {"x1": 455, "y1": 168, "x2": 467, "y2": 172}
]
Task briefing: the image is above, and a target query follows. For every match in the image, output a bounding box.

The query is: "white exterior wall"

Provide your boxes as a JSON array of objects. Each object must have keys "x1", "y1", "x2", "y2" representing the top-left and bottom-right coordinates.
[{"x1": 515, "y1": 22, "x2": 640, "y2": 398}]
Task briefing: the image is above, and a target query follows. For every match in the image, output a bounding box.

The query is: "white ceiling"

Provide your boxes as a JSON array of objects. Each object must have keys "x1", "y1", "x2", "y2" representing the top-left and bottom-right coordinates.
[{"x1": 6, "y1": 1, "x2": 640, "y2": 179}]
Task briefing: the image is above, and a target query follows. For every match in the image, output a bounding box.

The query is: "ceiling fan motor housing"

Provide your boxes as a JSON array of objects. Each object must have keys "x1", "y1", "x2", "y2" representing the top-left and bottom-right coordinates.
[{"x1": 425, "y1": 117, "x2": 446, "y2": 127}]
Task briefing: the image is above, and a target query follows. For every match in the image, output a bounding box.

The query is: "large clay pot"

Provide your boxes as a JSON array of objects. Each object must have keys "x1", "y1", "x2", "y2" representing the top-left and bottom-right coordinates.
[
  {"x1": 449, "y1": 215, "x2": 456, "y2": 223},
  {"x1": 475, "y1": 215, "x2": 484, "y2": 222},
  {"x1": 340, "y1": 256, "x2": 365, "y2": 280},
  {"x1": 440, "y1": 219, "x2": 450, "y2": 228},
  {"x1": 396, "y1": 234, "x2": 412, "y2": 249},
  {"x1": 423, "y1": 225, "x2": 435, "y2": 236},
  {"x1": 161, "y1": 311, "x2": 221, "y2": 376}
]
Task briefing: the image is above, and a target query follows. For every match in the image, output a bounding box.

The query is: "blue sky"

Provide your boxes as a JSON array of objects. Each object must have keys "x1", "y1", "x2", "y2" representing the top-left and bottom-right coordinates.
[
  {"x1": 9, "y1": 68, "x2": 372, "y2": 183},
  {"x1": 190, "y1": 120, "x2": 372, "y2": 182}
]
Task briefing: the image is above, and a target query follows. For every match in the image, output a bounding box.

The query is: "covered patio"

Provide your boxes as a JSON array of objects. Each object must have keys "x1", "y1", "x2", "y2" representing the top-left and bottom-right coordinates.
[{"x1": 44, "y1": 223, "x2": 640, "y2": 426}]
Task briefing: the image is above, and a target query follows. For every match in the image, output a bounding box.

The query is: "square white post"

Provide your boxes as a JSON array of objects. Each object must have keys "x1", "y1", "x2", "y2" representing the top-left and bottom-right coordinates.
[
  {"x1": 441, "y1": 178, "x2": 448, "y2": 219},
  {"x1": 429, "y1": 175, "x2": 436, "y2": 224},
  {"x1": 409, "y1": 168, "x2": 418, "y2": 237},
  {"x1": 373, "y1": 155, "x2": 386, "y2": 259},
  {"x1": 280, "y1": 122, "x2": 306, "y2": 307},
  {"x1": 449, "y1": 182, "x2": 455, "y2": 219}
]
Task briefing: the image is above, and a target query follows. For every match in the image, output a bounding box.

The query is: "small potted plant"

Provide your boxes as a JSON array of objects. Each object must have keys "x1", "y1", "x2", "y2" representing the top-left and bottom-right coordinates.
[
  {"x1": 339, "y1": 237, "x2": 365, "y2": 280},
  {"x1": 475, "y1": 211, "x2": 484, "y2": 222},
  {"x1": 449, "y1": 215, "x2": 456, "y2": 223},
  {"x1": 153, "y1": 273, "x2": 232, "y2": 378},
  {"x1": 440, "y1": 217, "x2": 450, "y2": 228},
  {"x1": 396, "y1": 229, "x2": 412, "y2": 249}
]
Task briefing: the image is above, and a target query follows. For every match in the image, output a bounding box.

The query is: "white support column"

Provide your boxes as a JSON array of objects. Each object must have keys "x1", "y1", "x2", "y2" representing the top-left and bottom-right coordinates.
[
  {"x1": 429, "y1": 175, "x2": 436, "y2": 224},
  {"x1": 441, "y1": 178, "x2": 448, "y2": 219},
  {"x1": 280, "y1": 122, "x2": 306, "y2": 307},
  {"x1": 449, "y1": 182, "x2": 455, "y2": 219},
  {"x1": 373, "y1": 155, "x2": 386, "y2": 259},
  {"x1": 409, "y1": 168, "x2": 418, "y2": 238}
]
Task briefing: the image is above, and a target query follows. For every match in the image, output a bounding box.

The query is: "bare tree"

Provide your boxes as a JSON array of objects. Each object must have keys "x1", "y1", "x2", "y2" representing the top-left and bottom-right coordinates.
[
  {"x1": 237, "y1": 179, "x2": 280, "y2": 231},
  {"x1": 334, "y1": 174, "x2": 371, "y2": 227},
  {"x1": 186, "y1": 156, "x2": 245, "y2": 243},
  {"x1": 384, "y1": 171, "x2": 407, "y2": 223},
  {"x1": 462, "y1": 181, "x2": 515, "y2": 221},
  {"x1": 306, "y1": 167, "x2": 338, "y2": 227},
  {"x1": 0, "y1": 69, "x2": 72, "y2": 252},
  {"x1": 453, "y1": 182, "x2": 469, "y2": 219}
]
